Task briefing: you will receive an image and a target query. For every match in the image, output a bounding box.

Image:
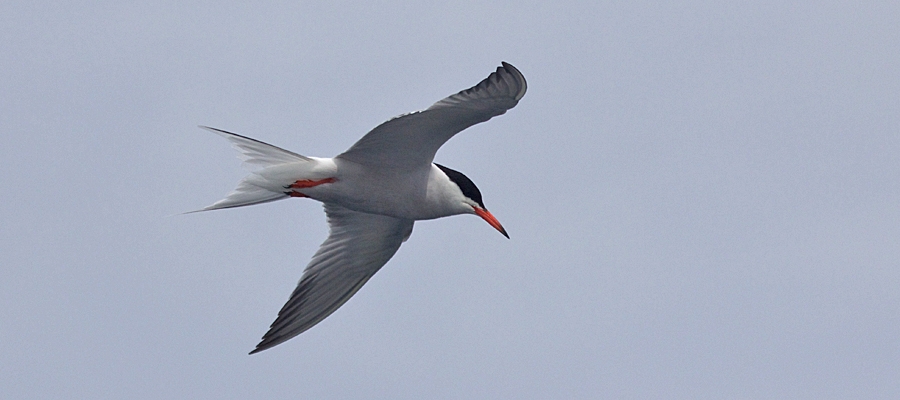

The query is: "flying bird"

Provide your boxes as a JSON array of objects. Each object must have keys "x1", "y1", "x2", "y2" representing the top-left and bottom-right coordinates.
[{"x1": 197, "y1": 62, "x2": 526, "y2": 354}]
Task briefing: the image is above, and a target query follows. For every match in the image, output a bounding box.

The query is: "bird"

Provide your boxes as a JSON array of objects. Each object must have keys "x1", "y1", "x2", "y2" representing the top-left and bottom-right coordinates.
[{"x1": 196, "y1": 62, "x2": 526, "y2": 354}]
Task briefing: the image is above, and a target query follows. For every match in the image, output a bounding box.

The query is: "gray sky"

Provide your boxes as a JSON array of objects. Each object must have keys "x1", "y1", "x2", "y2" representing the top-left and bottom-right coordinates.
[{"x1": 2, "y1": 1, "x2": 899, "y2": 399}]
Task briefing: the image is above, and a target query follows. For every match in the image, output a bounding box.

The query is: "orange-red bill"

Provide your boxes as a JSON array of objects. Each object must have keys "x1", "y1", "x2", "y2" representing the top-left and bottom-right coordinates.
[{"x1": 473, "y1": 207, "x2": 509, "y2": 239}]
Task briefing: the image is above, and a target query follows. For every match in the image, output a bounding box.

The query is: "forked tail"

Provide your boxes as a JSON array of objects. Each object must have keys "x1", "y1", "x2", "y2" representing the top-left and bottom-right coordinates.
[{"x1": 193, "y1": 126, "x2": 313, "y2": 212}]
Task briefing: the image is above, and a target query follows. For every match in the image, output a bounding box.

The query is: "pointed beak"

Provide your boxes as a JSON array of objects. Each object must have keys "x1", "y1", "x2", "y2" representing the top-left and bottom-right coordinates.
[{"x1": 473, "y1": 206, "x2": 509, "y2": 239}]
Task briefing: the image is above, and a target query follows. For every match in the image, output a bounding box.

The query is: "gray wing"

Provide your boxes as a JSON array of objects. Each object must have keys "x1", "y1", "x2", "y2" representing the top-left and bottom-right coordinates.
[
  {"x1": 250, "y1": 204, "x2": 414, "y2": 354},
  {"x1": 336, "y1": 62, "x2": 527, "y2": 169}
]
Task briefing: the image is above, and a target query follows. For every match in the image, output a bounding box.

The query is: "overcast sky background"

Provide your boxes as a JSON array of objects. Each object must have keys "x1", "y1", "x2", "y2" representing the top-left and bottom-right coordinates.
[{"x1": 3, "y1": 2, "x2": 899, "y2": 399}]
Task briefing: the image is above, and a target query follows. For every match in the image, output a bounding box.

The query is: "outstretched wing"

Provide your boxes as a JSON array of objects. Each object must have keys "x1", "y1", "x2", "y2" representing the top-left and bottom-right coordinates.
[
  {"x1": 250, "y1": 204, "x2": 414, "y2": 354},
  {"x1": 336, "y1": 62, "x2": 527, "y2": 170}
]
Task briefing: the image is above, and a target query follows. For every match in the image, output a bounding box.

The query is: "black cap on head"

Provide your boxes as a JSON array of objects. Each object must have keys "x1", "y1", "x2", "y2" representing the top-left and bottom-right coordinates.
[{"x1": 435, "y1": 163, "x2": 485, "y2": 209}]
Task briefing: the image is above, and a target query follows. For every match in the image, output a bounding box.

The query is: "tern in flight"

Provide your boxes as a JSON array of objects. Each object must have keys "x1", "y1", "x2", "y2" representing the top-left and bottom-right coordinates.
[{"x1": 197, "y1": 62, "x2": 526, "y2": 354}]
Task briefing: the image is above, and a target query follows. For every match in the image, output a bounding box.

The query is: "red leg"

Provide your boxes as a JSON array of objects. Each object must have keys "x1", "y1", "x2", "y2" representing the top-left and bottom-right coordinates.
[{"x1": 287, "y1": 178, "x2": 336, "y2": 189}]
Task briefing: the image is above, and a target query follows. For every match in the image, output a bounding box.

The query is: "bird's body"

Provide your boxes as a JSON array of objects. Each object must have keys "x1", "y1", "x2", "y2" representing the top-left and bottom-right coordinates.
[
  {"x1": 197, "y1": 62, "x2": 526, "y2": 353},
  {"x1": 300, "y1": 160, "x2": 463, "y2": 220}
]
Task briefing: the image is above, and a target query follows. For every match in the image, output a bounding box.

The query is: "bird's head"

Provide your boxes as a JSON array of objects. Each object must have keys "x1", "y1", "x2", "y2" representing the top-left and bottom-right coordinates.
[{"x1": 435, "y1": 163, "x2": 509, "y2": 239}]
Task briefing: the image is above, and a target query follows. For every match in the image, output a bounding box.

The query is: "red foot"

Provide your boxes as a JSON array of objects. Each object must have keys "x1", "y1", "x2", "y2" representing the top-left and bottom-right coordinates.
[
  {"x1": 287, "y1": 192, "x2": 308, "y2": 198},
  {"x1": 288, "y1": 178, "x2": 336, "y2": 189}
]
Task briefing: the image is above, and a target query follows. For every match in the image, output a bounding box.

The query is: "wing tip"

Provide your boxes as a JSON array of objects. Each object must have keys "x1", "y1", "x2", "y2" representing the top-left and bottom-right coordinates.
[
  {"x1": 248, "y1": 331, "x2": 289, "y2": 355},
  {"x1": 499, "y1": 61, "x2": 527, "y2": 101}
]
